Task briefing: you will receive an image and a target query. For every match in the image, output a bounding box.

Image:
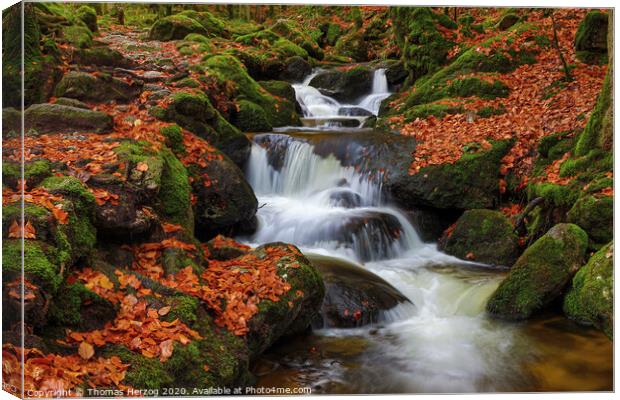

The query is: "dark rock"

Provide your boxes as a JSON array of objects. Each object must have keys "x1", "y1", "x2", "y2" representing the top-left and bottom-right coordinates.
[
  {"x1": 328, "y1": 188, "x2": 362, "y2": 208},
  {"x1": 407, "y1": 206, "x2": 460, "y2": 242},
  {"x1": 75, "y1": 46, "x2": 131, "y2": 68},
  {"x1": 55, "y1": 71, "x2": 142, "y2": 103},
  {"x1": 308, "y1": 254, "x2": 411, "y2": 328},
  {"x1": 24, "y1": 103, "x2": 113, "y2": 134},
  {"x1": 309, "y1": 67, "x2": 373, "y2": 103},
  {"x1": 487, "y1": 223, "x2": 589, "y2": 320},
  {"x1": 280, "y1": 56, "x2": 312, "y2": 82},
  {"x1": 338, "y1": 107, "x2": 373, "y2": 117},
  {"x1": 2, "y1": 108, "x2": 21, "y2": 135},
  {"x1": 497, "y1": 13, "x2": 520, "y2": 30},
  {"x1": 439, "y1": 209, "x2": 520, "y2": 266},
  {"x1": 575, "y1": 11, "x2": 609, "y2": 64}
]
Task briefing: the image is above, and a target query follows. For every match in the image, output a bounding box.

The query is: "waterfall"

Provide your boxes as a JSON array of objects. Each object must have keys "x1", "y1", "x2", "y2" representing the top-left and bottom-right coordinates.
[
  {"x1": 246, "y1": 139, "x2": 423, "y2": 262},
  {"x1": 291, "y1": 68, "x2": 391, "y2": 129}
]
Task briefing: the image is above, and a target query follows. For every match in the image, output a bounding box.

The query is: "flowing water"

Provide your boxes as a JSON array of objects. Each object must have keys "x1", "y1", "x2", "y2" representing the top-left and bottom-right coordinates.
[{"x1": 241, "y1": 68, "x2": 612, "y2": 393}]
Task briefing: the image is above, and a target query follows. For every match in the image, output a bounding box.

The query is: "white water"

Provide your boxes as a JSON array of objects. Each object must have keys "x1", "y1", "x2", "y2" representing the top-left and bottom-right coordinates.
[
  {"x1": 292, "y1": 68, "x2": 392, "y2": 129},
  {"x1": 243, "y1": 75, "x2": 532, "y2": 393}
]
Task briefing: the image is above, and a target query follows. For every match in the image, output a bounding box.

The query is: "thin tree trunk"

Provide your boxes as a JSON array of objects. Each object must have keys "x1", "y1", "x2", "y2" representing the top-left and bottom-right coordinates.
[{"x1": 550, "y1": 11, "x2": 573, "y2": 81}]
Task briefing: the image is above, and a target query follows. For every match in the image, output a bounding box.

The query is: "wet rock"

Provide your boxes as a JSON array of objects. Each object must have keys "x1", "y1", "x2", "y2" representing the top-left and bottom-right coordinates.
[
  {"x1": 205, "y1": 235, "x2": 250, "y2": 260},
  {"x1": 309, "y1": 67, "x2": 373, "y2": 103},
  {"x1": 246, "y1": 243, "x2": 325, "y2": 357},
  {"x1": 338, "y1": 107, "x2": 373, "y2": 117},
  {"x1": 24, "y1": 103, "x2": 113, "y2": 134},
  {"x1": 55, "y1": 71, "x2": 142, "y2": 103},
  {"x1": 328, "y1": 188, "x2": 362, "y2": 208},
  {"x1": 307, "y1": 254, "x2": 411, "y2": 328},
  {"x1": 563, "y1": 241, "x2": 613, "y2": 339},
  {"x1": 2, "y1": 107, "x2": 21, "y2": 135},
  {"x1": 439, "y1": 209, "x2": 520, "y2": 266},
  {"x1": 487, "y1": 223, "x2": 588, "y2": 320},
  {"x1": 385, "y1": 140, "x2": 513, "y2": 210},
  {"x1": 406, "y1": 206, "x2": 460, "y2": 242},
  {"x1": 280, "y1": 56, "x2": 312, "y2": 82}
]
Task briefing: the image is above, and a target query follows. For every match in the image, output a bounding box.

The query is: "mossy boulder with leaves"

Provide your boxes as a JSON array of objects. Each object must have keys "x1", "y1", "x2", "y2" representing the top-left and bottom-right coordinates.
[
  {"x1": 567, "y1": 195, "x2": 613, "y2": 245},
  {"x1": 486, "y1": 223, "x2": 588, "y2": 320},
  {"x1": 55, "y1": 71, "x2": 142, "y2": 103},
  {"x1": 563, "y1": 241, "x2": 613, "y2": 339},
  {"x1": 148, "y1": 15, "x2": 208, "y2": 41},
  {"x1": 439, "y1": 209, "x2": 520, "y2": 266},
  {"x1": 24, "y1": 103, "x2": 113, "y2": 134},
  {"x1": 575, "y1": 11, "x2": 609, "y2": 65}
]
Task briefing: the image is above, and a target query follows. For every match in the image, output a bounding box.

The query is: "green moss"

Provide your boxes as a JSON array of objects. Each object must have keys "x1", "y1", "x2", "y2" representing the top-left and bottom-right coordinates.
[
  {"x1": 575, "y1": 11, "x2": 609, "y2": 65},
  {"x1": 477, "y1": 104, "x2": 506, "y2": 118},
  {"x1": 148, "y1": 15, "x2": 207, "y2": 41},
  {"x1": 63, "y1": 25, "x2": 93, "y2": 48},
  {"x1": 76, "y1": 5, "x2": 98, "y2": 32},
  {"x1": 563, "y1": 241, "x2": 613, "y2": 339},
  {"x1": 157, "y1": 148, "x2": 192, "y2": 230},
  {"x1": 47, "y1": 283, "x2": 113, "y2": 328},
  {"x1": 575, "y1": 68, "x2": 612, "y2": 156},
  {"x1": 176, "y1": 10, "x2": 226, "y2": 37},
  {"x1": 440, "y1": 209, "x2": 520, "y2": 266},
  {"x1": 2, "y1": 161, "x2": 20, "y2": 182},
  {"x1": 487, "y1": 223, "x2": 588, "y2": 320},
  {"x1": 41, "y1": 175, "x2": 96, "y2": 208},
  {"x1": 3, "y1": 239, "x2": 62, "y2": 292},
  {"x1": 160, "y1": 125, "x2": 185, "y2": 154},
  {"x1": 184, "y1": 33, "x2": 210, "y2": 43},
  {"x1": 273, "y1": 37, "x2": 308, "y2": 58},
  {"x1": 104, "y1": 346, "x2": 174, "y2": 389},
  {"x1": 164, "y1": 295, "x2": 199, "y2": 325},
  {"x1": 403, "y1": 102, "x2": 463, "y2": 121},
  {"x1": 567, "y1": 195, "x2": 612, "y2": 244},
  {"x1": 231, "y1": 100, "x2": 272, "y2": 132},
  {"x1": 270, "y1": 19, "x2": 322, "y2": 59},
  {"x1": 390, "y1": 7, "x2": 455, "y2": 81},
  {"x1": 527, "y1": 182, "x2": 580, "y2": 208}
]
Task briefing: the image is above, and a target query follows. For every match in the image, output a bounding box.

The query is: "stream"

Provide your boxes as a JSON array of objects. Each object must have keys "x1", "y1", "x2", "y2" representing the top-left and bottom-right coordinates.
[{"x1": 240, "y1": 69, "x2": 612, "y2": 393}]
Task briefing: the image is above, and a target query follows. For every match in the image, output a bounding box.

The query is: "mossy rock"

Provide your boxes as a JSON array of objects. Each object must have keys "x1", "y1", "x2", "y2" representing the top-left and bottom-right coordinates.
[
  {"x1": 567, "y1": 195, "x2": 612, "y2": 245},
  {"x1": 259, "y1": 80, "x2": 297, "y2": 103},
  {"x1": 63, "y1": 25, "x2": 93, "y2": 48},
  {"x1": 160, "y1": 91, "x2": 251, "y2": 166},
  {"x1": 386, "y1": 140, "x2": 513, "y2": 210},
  {"x1": 497, "y1": 13, "x2": 520, "y2": 30},
  {"x1": 575, "y1": 11, "x2": 608, "y2": 65},
  {"x1": 270, "y1": 19, "x2": 323, "y2": 60},
  {"x1": 308, "y1": 66, "x2": 373, "y2": 103},
  {"x1": 575, "y1": 67, "x2": 612, "y2": 156},
  {"x1": 76, "y1": 5, "x2": 97, "y2": 32},
  {"x1": 148, "y1": 15, "x2": 207, "y2": 41},
  {"x1": 245, "y1": 243, "x2": 325, "y2": 356},
  {"x1": 486, "y1": 223, "x2": 588, "y2": 320},
  {"x1": 2, "y1": 107, "x2": 21, "y2": 135},
  {"x1": 334, "y1": 29, "x2": 369, "y2": 62},
  {"x1": 184, "y1": 33, "x2": 211, "y2": 43},
  {"x1": 75, "y1": 46, "x2": 130, "y2": 67},
  {"x1": 3, "y1": 239, "x2": 63, "y2": 293},
  {"x1": 157, "y1": 148, "x2": 194, "y2": 230},
  {"x1": 176, "y1": 10, "x2": 227, "y2": 38},
  {"x1": 3, "y1": 159, "x2": 52, "y2": 189},
  {"x1": 403, "y1": 102, "x2": 463, "y2": 122},
  {"x1": 563, "y1": 241, "x2": 613, "y2": 339},
  {"x1": 53, "y1": 97, "x2": 89, "y2": 109},
  {"x1": 47, "y1": 283, "x2": 116, "y2": 331},
  {"x1": 390, "y1": 7, "x2": 455, "y2": 81},
  {"x1": 231, "y1": 100, "x2": 272, "y2": 132},
  {"x1": 54, "y1": 71, "x2": 141, "y2": 103},
  {"x1": 24, "y1": 103, "x2": 113, "y2": 134},
  {"x1": 439, "y1": 209, "x2": 520, "y2": 266}
]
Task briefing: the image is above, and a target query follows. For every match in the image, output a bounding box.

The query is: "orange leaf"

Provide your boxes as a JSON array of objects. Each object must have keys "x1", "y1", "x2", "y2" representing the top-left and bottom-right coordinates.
[
  {"x1": 158, "y1": 306, "x2": 171, "y2": 316},
  {"x1": 78, "y1": 341, "x2": 95, "y2": 360},
  {"x1": 136, "y1": 162, "x2": 149, "y2": 172},
  {"x1": 159, "y1": 339, "x2": 174, "y2": 362}
]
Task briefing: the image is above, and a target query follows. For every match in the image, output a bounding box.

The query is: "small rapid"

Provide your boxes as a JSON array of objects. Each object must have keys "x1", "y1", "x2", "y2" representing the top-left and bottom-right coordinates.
[
  {"x1": 291, "y1": 68, "x2": 391, "y2": 129},
  {"x1": 242, "y1": 67, "x2": 612, "y2": 393}
]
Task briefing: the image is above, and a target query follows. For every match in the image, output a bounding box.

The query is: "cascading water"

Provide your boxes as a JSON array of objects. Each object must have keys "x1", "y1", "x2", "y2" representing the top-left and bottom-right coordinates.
[
  {"x1": 291, "y1": 68, "x2": 391, "y2": 129},
  {"x1": 243, "y1": 68, "x2": 612, "y2": 393}
]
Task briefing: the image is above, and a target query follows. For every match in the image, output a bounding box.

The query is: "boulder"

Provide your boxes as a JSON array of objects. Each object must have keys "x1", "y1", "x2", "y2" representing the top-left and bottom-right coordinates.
[
  {"x1": 158, "y1": 124, "x2": 257, "y2": 239},
  {"x1": 76, "y1": 5, "x2": 98, "y2": 33},
  {"x1": 55, "y1": 71, "x2": 142, "y2": 103},
  {"x1": 270, "y1": 19, "x2": 323, "y2": 60},
  {"x1": 334, "y1": 29, "x2": 369, "y2": 62},
  {"x1": 148, "y1": 15, "x2": 208, "y2": 41},
  {"x1": 280, "y1": 56, "x2": 311, "y2": 82},
  {"x1": 308, "y1": 254, "x2": 411, "y2": 328},
  {"x1": 157, "y1": 91, "x2": 251, "y2": 166},
  {"x1": 563, "y1": 241, "x2": 613, "y2": 339},
  {"x1": 24, "y1": 103, "x2": 113, "y2": 134},
  {"x1": 497, "y1": 13, "x2": 520, "y2": 30},
  {"x1": 245, "y1": 243, "x2": 325, "y2": 356},
  {"x1": 75, "y1": 46, "x2": 131, "y2": 68},
  {"x1": 439, "y1": 209, "x2": 520, "y2": 266},
  {"x1": 486, "y1": 223, "x2": 588, "y2": 320},
  {"x1": 567, "y1": 195, "x2": 613, "y2": 245},
  {"x1": 54, "y1": 97, "x2": 89, "y2": 109},
  {"x1": 2, "y1": 108, "x2": 21, "y2": 135},
  {"x1": 386, "y1": 140, "x2": 513, "y2": 210},
  {"x1": 309, "y1": 67, "x2": 373, "y2": 103},
  {"x1": 575, "y1": 11, "x2": 609, "y2": 64},
  {"x1": 231, "y1": 100, "x2": 272, "y2": 132}
]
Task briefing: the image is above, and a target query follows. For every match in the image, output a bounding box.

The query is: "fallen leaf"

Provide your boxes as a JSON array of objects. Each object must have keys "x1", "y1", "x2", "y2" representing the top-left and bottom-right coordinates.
[{"x1": 78, "y1": 341, "x2": 95, "y2": 360}]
